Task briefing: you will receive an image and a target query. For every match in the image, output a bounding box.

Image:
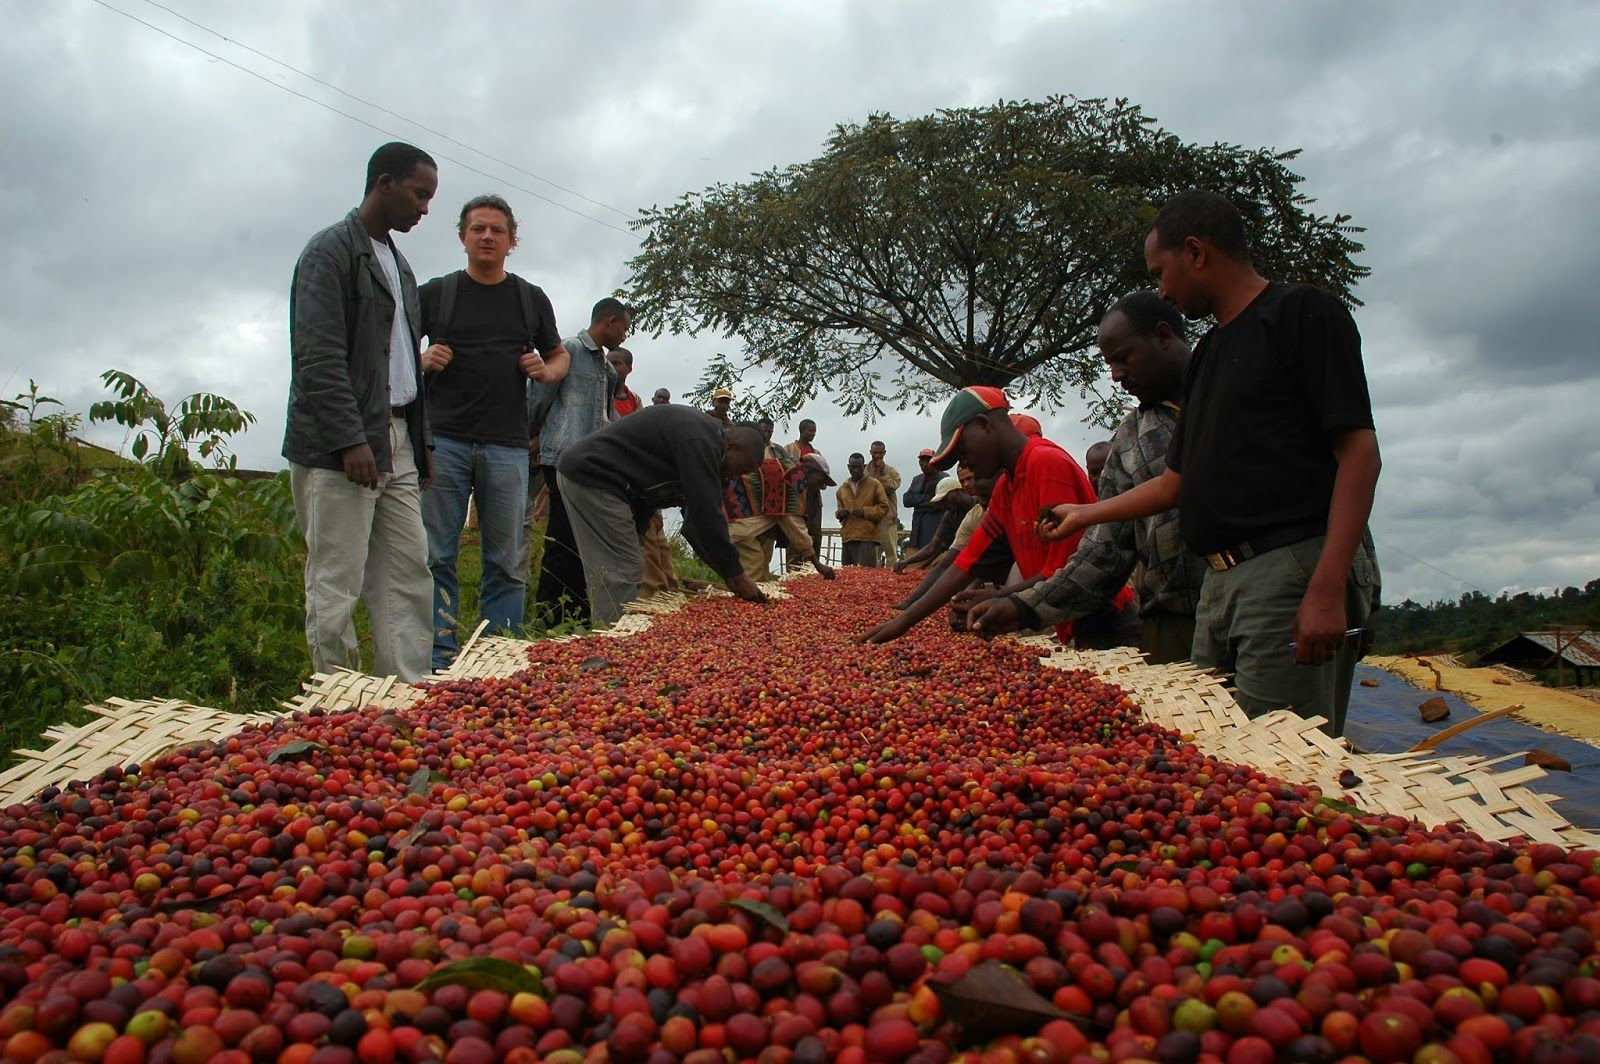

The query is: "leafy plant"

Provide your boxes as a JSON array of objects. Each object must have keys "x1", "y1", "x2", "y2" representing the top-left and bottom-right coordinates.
[
  {"x1": 1, "y1": 380, "x2": 86, "y2": 498},
  {"x1": 89, "y1": 370, "x2": 256, "y2": 477}
]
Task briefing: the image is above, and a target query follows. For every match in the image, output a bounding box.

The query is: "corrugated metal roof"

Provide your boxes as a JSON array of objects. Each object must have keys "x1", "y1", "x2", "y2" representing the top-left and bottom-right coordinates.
[{"x1": 1508, "y1": 631, "x2": 1600, "y2": 669}]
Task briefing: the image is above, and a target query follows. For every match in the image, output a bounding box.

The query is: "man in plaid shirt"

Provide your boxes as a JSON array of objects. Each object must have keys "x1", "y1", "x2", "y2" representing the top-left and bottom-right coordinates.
[{"x1": 968, "y1": 292, "x2": 1205, "y2": 662}]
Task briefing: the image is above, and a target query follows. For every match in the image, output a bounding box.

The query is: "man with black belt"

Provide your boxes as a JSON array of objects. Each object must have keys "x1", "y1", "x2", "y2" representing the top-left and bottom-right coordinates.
[
  {"x1": 283, "y1": 142, "x2": 438, "y2": 682},
  {"x1": 968, "y1": 292, "x2": 1205, "y2": 664},
  {"x1": 556, "y1": 407, "x2": 769, "y2": 625},
  {"x1": 1039, "y1": 191, "x2": 1380, "y2": 734}
]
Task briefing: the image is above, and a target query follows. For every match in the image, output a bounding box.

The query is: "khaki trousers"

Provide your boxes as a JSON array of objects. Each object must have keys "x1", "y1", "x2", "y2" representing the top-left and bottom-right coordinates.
[
  {"x1": 290, "y1": 418, "x2": 432, "y2": 682},
  {"x1": 876, "y1": 516, "x2": 898, "y2": 565},
  {"x1": 729, "y1": 513, "x2": 813, "y2": 583},
  {"x1": 514, "y1": 451, "x2": 551, "y2": 588},
  {"x1": 640, "y1": 510, "x2": 679, "y2": 595}
]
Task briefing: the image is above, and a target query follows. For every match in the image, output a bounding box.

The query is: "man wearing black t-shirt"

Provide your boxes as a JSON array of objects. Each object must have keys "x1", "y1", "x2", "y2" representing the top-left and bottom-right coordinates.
[
  {"x1": 418, "y1": 194, "x2": 565, "y2": 671},
  {"x1": 1040, "y1": 191, "x2": 1380, "y2": 735}
]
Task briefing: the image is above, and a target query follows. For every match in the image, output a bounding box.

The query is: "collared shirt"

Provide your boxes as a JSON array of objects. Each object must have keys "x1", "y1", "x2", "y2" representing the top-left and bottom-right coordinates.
[
  {"x1": 369, "y1": 236, "x2": 418, "y2": 406},
  {"x1": 1016, "y1": 401, "x2": 1206, "y2": 626},
  {"x1": 539, "y1": 328, "x2": 616, "y2": 466},
  {"x1": 867, "y1": 460, "x2": 901, "y2": 496}
]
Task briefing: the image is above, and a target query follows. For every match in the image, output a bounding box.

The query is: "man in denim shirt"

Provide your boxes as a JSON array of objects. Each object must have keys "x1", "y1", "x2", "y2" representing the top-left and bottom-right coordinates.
[{"x1": 532, "y1": 297, "x2": 631, "y2": 624}]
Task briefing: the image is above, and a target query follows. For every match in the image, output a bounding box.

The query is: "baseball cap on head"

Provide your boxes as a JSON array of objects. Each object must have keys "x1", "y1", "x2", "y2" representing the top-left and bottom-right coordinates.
[
  {"x1": 928, "y1": 386, "x2": 1009, "y2": 470},
  {"x1": 918, "y1": 448, "x2": 934, "y2": 459},
  {"x1": 711, "y1": 386, "x2": 733, "y2": 401},
  {"x1": 1010, "y1": 412, "x2": 1042, "y2": 438},
  {"x1": 929, "y1": 473, "x2": 965, "y2": 504}
]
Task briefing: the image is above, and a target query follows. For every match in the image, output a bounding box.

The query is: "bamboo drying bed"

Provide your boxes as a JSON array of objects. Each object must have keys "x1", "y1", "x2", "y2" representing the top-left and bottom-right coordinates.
[
  {"x1": 1027, "y1": 642, "x2": 1600, "y2": 847},
  {"x1": 0, "y1": 698, "x2": 283, "y2": 806},
  {"x1": 4, "y1": 585, "x2": 1598, "y2": 850}
]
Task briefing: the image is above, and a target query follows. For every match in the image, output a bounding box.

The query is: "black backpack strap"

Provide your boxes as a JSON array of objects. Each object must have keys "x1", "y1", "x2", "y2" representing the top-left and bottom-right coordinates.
[
  {"x1": 434, "y1": 270, "x2": 461, "y2": 343},
  {"x1": 513, "y1": 276, "x2": 539, "y2": 349}
]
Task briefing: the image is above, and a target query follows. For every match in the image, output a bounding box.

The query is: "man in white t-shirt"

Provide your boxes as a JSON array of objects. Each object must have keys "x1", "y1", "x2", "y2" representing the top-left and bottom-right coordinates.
[{"x1": 283, "y1": 142, "x2": 438, "y2": 681}]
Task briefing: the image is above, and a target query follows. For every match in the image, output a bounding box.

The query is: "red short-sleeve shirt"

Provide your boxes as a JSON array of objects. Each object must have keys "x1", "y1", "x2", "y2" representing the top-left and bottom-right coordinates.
[{"x1": 953, "y1": 437, "x2": 1122, "y2": 641}]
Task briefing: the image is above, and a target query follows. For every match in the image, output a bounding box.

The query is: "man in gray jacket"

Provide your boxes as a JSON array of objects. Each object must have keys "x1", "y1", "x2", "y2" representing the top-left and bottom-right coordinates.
[{"x1": 282, "y1": 142, "x2": 438, "y2": 681}]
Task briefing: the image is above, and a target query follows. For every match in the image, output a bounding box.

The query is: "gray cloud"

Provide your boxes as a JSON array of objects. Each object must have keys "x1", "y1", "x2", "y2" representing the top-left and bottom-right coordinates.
[{"x1": 2, "y1": 0, "x2": 1596, "y2": 608}]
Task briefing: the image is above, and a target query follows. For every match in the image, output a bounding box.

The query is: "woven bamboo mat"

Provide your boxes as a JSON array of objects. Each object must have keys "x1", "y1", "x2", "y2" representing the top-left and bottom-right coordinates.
[
  {"x1": 0, "y1": 698, "x2": 283, "y2": 807},
  {"x1": 281, "y1": 669, "x2": 426, "y2": 715},
  {"x1": 1031, "y1": 644, "x2": 1600, "y2": 848}
]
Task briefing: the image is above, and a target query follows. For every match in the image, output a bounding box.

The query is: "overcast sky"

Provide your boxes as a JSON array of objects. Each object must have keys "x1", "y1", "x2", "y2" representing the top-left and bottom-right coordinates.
[{"x1": 3, "y1": 0, "x2": 1597, "y2": 606}]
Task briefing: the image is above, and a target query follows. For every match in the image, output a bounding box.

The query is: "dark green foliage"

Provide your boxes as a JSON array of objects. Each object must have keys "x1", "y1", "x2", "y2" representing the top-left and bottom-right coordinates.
[
  {"x1": 89, "y1": 369, "x2": 256, "y2": 478},
  {"x1": 1, "y1": 374, "x2": 299, "y2": 767},
  {"x1": 1374, "y1": 580, "x2": 1600, "y2": 662},
  {"x1": 630, "y1": 96, "x2": 1367, "y2": 425},
  {"x1": 0, "y1": 467, "x2": 310, "y2": 766}
]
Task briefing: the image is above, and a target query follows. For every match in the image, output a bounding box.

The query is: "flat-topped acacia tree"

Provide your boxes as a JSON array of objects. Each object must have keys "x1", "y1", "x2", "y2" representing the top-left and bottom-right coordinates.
[{"x1": 628, "y1": 96, "x2": 1366, "y2": 424}]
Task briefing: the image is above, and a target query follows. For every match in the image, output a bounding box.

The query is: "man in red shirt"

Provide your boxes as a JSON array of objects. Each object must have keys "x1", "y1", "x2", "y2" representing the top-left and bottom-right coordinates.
[
  {"x1": 860, "y1": 387, "x2": 1111, "y2": 644},
  {"x1": 606, "y1": 347, "x2": 642, "y2": 417}
]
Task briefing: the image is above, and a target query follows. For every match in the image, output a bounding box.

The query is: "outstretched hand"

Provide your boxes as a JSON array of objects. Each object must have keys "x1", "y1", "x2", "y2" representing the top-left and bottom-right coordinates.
[
  {"x1": 950, "y1": 587, "x2": 1004, "y2": 612},
  {"x1": 1037, "y1": 503, "x2": 1093, "y2": 542},
  {"x1": 857, "y1": 616, "x2": 911, "y2": 644},
  {"x1": 967, "y1": 596, "x2": 1022, "y2": 637},
  {"x1": 727, "y1": 574, "x2": 769, "y2": 604}
]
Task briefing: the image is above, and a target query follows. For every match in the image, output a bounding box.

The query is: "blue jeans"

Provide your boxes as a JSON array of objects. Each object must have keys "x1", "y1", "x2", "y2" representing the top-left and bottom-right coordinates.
[{"x1": 421, "y1": 436, "x2": 529, "y2": 670}]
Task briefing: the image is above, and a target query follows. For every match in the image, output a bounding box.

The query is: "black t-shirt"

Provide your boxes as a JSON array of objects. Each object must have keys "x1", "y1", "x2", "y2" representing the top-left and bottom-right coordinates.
[
  {"x1": 419, "y1": 272, "x2": 561, "y2": 448},
  {"x1": 1166, "y1": 282, "x2": 1374, "y2": 555}
]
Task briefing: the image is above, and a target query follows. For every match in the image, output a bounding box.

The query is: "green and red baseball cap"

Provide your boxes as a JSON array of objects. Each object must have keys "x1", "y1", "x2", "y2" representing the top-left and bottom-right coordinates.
[{"x1": 929, "y1": 386, "x2": 1009, "y2": 470}]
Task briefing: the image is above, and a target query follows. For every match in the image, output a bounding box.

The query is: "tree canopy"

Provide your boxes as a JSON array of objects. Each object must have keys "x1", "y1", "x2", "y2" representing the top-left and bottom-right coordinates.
[{"x1": 628, "y1": 96, "x2": 1367, "y2": 423}]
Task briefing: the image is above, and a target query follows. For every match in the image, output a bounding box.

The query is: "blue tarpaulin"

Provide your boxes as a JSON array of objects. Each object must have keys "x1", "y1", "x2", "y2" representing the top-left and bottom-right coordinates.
[{"x1": 1345, "y1": 663, "x2": 1600, "y2": 830}]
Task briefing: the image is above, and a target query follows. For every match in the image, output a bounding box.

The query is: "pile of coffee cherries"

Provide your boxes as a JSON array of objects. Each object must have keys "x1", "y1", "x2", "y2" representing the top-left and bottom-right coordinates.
[{"x1": 2, "y1": 570, "x2": 1597, "y2": 1063}]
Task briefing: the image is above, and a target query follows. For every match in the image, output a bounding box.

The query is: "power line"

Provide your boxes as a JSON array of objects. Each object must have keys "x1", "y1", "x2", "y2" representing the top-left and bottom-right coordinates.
[
  {"x1": 86, "y1": 0, "x2": 637, "y2": 237},
  {"x1": 139, "y1": 0, "x2": 636, "y2": 222},
  {"x1": 1370, "y1": 534, "x2": 1488, "y2": 597}
]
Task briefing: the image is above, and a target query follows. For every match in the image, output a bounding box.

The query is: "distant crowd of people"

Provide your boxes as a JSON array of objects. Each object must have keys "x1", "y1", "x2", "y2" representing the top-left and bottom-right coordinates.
[{"x1": 284, "y1": 142, "x2": 1380, "y2": 735}]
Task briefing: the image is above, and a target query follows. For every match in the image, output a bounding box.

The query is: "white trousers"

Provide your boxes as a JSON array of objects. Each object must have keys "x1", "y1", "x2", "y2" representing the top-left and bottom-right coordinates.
[{"x1": 290, "y1": 418, "x2": 433, "y2": 681}]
